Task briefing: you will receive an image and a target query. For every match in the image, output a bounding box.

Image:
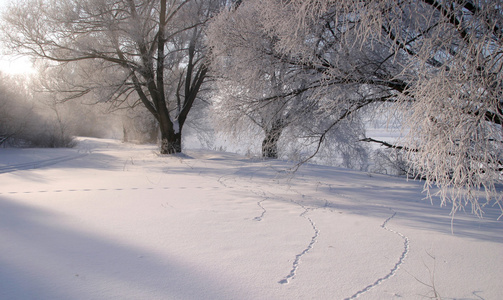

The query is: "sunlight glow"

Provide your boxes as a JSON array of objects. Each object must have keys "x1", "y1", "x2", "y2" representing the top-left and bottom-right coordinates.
[{"x1": 0, "y1": 55, "x2": 35, "y2": 75}]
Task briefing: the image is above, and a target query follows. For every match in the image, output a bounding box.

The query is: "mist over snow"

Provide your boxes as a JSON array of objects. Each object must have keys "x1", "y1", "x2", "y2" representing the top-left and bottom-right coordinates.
[{"x1": 0, "y1": 137, "x2": 501, "y2": 299}]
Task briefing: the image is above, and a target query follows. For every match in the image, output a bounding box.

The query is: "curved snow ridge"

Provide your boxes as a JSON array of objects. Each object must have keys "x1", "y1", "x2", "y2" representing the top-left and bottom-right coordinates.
[
  {"x1": 278, "y1": 208, "x2": 320, "y2": 284},
  {"x1": 345, "y1": 209, "x2": 410, "y2": 299},
  {"x1": 0, "y1": 153, "x2": 88, "y2": 174}
]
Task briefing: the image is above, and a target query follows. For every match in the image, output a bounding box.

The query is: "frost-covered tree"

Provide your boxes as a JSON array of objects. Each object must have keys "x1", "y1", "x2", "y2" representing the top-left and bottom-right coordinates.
[
  {"x1": 210, "y1": 0, "x2": 503, "y2": 216},
  {"x1": 209, "y1": 2, "x2": 303, "y2": 158},
  {"x1": 208, "y1": 1, "x2": 369, "y2": 160},
  {"x1": 2, "y1": 0, "x2": 224, "y2": 154},
  {"x1": 210, "y1": 40, "x2": 316, "y2": 158}
]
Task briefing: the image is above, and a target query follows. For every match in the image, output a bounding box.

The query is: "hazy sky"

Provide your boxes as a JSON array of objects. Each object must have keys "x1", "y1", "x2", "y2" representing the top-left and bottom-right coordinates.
[{"x1": 0, "y1": 0, "x2": 35, "y2": 75}]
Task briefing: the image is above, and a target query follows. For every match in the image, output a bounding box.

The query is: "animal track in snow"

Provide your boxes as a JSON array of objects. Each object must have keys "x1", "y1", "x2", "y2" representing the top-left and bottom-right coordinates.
[
  {"x1": 0, "y1": 186, "x2": 187, "y2": 195},
  {"x1": 249, "y1": 190, "x2": 270, "y2": 221},
  {"x1": 253, "y1": 199, "x2": 267, "y2": 221},
  {"x1": 213, "y1": 166, "x2": 327, "y2": 285},
  {"x1": 345, "y1": 209, "x2": 410, "y2": 299},
  {"x1": 278, "y1": 207, "x2": 319, "y2": 284}
]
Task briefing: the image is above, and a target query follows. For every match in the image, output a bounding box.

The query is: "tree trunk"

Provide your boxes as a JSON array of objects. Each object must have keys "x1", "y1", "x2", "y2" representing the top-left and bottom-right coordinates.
[
  {"x1": 262, "y1": 121, "x2": 283, "y2": 159},
  {"x1": 160, "y1": 133, "x2": 181, "y2": 154},
  {"x1": 122, "y1": 125, "x2": 128, "y2": 143},
  {"x1": 262, "y1": 135, "x2": 279, "y2": 158},
  {"x1": 158, "y1": 113, "x2": 182, "y2": 154}
]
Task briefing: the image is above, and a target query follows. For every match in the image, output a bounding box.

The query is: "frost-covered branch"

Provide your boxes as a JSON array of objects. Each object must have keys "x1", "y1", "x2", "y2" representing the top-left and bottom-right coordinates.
[{"x1": 208, "y1": 0, "x2": 503, "y2": 216}]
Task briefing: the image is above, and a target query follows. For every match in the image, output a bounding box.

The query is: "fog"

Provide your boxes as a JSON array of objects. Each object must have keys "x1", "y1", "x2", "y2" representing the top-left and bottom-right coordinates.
[{"x1": 0, "y1": 72, "x2": 124, "y2": 147}]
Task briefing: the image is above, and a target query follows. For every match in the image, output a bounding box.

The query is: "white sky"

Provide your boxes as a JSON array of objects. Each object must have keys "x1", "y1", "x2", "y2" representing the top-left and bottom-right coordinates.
[{"x1": 0, "y1": 0, "x2": 36, "y2": 75}]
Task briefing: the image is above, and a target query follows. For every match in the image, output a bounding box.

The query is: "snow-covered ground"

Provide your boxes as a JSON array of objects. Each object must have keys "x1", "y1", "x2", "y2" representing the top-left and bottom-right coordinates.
[{"x1": 1, "y1": 137, "x2": 501, "y2": 300}]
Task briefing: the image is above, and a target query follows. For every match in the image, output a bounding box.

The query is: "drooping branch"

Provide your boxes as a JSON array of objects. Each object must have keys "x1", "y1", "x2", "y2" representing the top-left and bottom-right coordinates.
[{"x1": 359, "y1": 137, "x2": 418, "y2": 152}]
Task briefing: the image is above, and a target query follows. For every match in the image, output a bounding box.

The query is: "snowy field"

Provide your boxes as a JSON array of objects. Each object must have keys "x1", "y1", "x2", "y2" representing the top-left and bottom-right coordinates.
[{"x1": 0, "y1": 137, "x2": 502, "y2": 300}]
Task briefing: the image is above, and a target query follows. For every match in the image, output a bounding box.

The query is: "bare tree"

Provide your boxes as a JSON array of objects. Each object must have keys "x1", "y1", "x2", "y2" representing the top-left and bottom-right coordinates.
[{"x1": 2, "y1": 0, "x2": 224, "y2": 153}]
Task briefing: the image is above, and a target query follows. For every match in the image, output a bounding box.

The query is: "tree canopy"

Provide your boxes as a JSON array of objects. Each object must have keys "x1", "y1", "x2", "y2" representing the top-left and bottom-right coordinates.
[{"x1": 208, "y1": 0, "x2": 503, "y2": 216}]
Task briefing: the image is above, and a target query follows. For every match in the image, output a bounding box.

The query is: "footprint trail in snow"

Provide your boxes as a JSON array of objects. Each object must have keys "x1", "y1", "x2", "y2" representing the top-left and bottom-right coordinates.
[
  {"x1": 278, "y1": 207, "x2": 319, "y2": 284},
  {"x1": 345, "y1": 208, "x2": 410, "y2": 299},
  {"x1": 218, "y1": 172, "x2": 322, "y2": 285}
]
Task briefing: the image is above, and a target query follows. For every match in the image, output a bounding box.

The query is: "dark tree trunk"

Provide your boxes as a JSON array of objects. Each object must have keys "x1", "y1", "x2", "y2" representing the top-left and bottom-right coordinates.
[
  {"x1": 122, "y1": 125, "x2": 128, "y2": 143},
  {"x1": 160, "y1": 133, "x2": 181, "y2": 154},
  {"x1": 262, "y1": 120, "x2": 284, "y2": 159},
  {"x1": 158, "y1": 114, "x2": 182, "y2": 154},
  {"x1": 262, "y1": 135, "x2": 279, "y2": 158}
]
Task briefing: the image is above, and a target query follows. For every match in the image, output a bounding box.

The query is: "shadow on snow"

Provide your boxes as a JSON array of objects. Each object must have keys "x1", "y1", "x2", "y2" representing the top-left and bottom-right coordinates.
[{"x1": 0, "y1": 196, "x2": 241, "y2": 300}]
